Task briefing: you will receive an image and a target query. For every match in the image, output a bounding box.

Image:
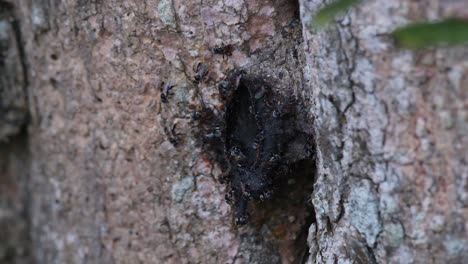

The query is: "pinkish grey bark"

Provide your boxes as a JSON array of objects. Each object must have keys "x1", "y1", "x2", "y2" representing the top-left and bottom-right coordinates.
[{"x1": 0, "y1": 0, "x2": 467, "y2": 263}]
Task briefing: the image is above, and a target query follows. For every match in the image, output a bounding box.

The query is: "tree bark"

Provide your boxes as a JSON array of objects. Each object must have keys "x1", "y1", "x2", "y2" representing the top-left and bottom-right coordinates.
[
  {"x1": 1, "y1": 0, "x2": 467, "y2": 263},
  {"x1": 300, "y1": 1, "x2": 468, "y2": 262}
]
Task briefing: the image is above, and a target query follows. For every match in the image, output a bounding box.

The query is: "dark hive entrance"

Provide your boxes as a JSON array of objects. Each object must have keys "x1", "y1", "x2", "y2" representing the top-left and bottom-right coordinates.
[{"x1": 201, "y1": 70, "x2": 315, "y2": 263}]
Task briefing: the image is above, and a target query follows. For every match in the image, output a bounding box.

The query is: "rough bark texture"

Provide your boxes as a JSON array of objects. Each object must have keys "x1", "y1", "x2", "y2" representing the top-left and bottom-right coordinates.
[
  {"x1": 0, "y1": 0, "x2": 467, "y2": 263},
  {"x1": 1, "y1": 2, "x2": 30, "y2": 263},
  {"x1": 300, "y1": 1, "x2": 468, "y2": 263}
]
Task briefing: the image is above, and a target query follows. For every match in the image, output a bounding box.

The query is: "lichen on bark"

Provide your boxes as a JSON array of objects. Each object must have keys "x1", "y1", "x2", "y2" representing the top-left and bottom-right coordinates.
[{"x1": 300, "y1": 0, "x2": 468, "y2": 263}]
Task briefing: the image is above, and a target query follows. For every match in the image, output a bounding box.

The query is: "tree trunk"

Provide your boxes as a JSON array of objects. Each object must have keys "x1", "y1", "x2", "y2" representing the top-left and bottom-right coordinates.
[
  {"x1": 300, "y1": 1, "x2": 468, "y2": 262},
  {"x1": 1, "y1": 0, "x2": 466, "y2": 263}
]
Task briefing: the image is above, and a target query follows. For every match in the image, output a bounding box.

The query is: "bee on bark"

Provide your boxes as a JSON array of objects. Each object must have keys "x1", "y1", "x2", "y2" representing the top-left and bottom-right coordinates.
[
  {"x1": 211, "y1": 44, "x2": 234, "y2": 58},
  {"x1": 160, "y1": 81, "x2": 175, "y2": 103},
  {"x1": 193, "y1": 62, "x2": 209, "y2": 84}
]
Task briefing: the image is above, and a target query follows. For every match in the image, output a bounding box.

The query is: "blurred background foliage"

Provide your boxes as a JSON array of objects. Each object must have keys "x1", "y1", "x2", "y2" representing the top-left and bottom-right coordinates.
[{"x1": 310, "y1": 0, "x2": 468, "y2": 49}]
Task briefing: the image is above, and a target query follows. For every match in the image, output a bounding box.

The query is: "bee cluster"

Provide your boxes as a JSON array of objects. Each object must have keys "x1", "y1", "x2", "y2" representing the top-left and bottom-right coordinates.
[
  {"x1": 159, "y1": 43, "x2": 313, "y2": 225},
  {"x1": 201, "y1": 70, "x2": 313, "y2": 225}
]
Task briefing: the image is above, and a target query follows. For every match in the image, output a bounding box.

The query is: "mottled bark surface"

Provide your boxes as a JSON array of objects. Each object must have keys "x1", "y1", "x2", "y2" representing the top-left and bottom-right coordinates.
[
  {"x1": 300, "y1": 0, "x2": 468, "y2": 263},
  {"x1": 0, "y1": 1, "x2": 27, "y2": 141},
  {"x1": 5, "y1": 0, "x2": 311, "y2": 263},
  {"x1": 1, "y1": 2, "x2": 30, "y2": 263},
  {"x1": 1, "y1": 0, "x2": 467, "y2": 263}
]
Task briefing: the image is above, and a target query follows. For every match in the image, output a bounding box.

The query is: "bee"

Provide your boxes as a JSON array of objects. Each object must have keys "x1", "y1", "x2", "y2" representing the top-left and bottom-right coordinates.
[
  {"x1": 164, "y1": 123, "x2": 179, "y2": 147},
  {"x1": 193, "y1": 62, "x2": 209, "y2": 84},
  {"x1": 218, "y1": 69, "x2": 245, "y2": 100},
  {"x1": 160, "y1": 81, "x2": 175, "y2": 103},
  {"x1": 211, "y1": 44, "x2": 234, "y2": 58},
  {"x1": 191, "y1": 111, "x2": 202, "y2": 121}
]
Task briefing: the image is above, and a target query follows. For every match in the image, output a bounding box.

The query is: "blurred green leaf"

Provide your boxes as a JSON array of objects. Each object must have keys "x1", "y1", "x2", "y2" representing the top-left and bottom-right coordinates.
[
  {"x1": 311, "y1": 0, "x2": 362, "y2": 29},
  {"x1": 392, "y1": 18, "x2": 468, "y2": 48}
]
